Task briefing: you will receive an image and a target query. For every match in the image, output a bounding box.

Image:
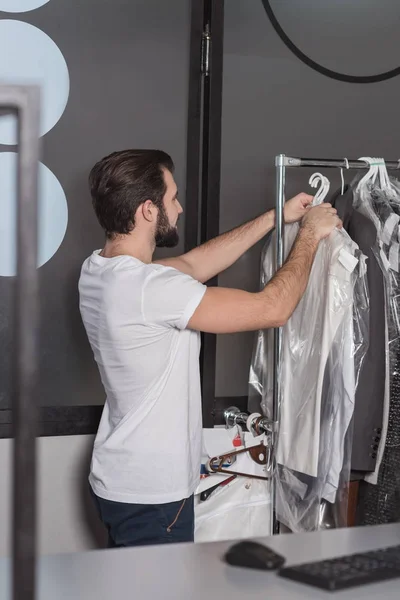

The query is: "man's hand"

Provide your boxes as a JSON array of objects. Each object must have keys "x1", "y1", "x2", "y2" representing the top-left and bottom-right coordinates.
[
  {"x1": 284, "y1": 193, "x2": 314, "y2": 223},
  {"x1": 300, "y1": 203, "x2": 342, "y2": 242},
  {"x1": 188, "y1": 201, "x2": 341, "y2": 335}
]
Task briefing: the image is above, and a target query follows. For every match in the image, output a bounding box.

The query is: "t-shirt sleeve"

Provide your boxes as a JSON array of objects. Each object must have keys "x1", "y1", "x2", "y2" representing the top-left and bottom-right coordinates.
[{"x1": 142, "y1": 266, "x2": 207, "y2": 330}]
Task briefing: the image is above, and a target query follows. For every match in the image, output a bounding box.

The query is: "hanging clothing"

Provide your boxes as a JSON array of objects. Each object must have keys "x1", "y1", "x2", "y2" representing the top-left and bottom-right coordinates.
[
  {"x1": 248, "y1": 220, "x2": 369, "y2": 531},
  {"x1": 329, "y1": 185, "x2": 386, "y2": 473},
  {"x1": 353, "y1": 175, "x2": 400, "y2": 525},
  {"x1": 359, "y1": 334, "x2": 400, "y2": 524},
  {"x1": 258, "y1": 225, "x2": 363, "y2": 480},
  {"x1": 364, "y1": 307, "x2": 390, "y2": 486}
]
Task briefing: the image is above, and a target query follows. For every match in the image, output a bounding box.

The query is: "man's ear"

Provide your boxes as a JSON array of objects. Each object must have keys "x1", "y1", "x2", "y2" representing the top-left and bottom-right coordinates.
[{"x1": 141, "y1": 200, "x2": 157, "y2": 223}]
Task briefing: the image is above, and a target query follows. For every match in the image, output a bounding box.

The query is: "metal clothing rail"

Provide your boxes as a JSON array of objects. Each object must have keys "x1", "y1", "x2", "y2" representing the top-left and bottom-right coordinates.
[
  {"x1": 280, "y1": 156, "x2": 400, "y2": 170},
  {"x1": 0, "y1": 84, "x2": 41, "y2": 600},
  {"x1": 272, "y1": 153, "x2": 400, "y2": 535}
]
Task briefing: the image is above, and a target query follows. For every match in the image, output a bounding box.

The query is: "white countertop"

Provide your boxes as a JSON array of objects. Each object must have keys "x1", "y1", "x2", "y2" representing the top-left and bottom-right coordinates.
[{"x1": 1, "y1": 523, "x2": 400, "y2": 599}]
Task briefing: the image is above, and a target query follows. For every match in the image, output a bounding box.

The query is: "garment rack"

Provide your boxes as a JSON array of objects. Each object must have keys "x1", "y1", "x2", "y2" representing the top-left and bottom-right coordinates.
[
  {"x1": 224, "y1": 155, "x2": 400, "y2": 537},
  {"x1": 271, "y1": 154, "x2": 400, "y2": 534}
]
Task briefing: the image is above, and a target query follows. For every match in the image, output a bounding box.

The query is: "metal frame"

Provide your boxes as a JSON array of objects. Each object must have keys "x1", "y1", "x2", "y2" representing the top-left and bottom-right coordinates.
[
  {"x1": 184, "y1": 0, "x2": 225, "y2": 427},
  {"x1": 224, "y1": 406, "x2": 274, "y2": 435},
  {"x1": 184, "y1": 0, "x2": 204, "y2": 255},
  {"x1": 279, "y1": 156, "x2": 400, "y2": 169},
  {"x1": 0, "y1": 84, "x2": 41, "y2": 600},
  {"x1": 199, "y1": 0, "x2": 224, "y2": 427}
]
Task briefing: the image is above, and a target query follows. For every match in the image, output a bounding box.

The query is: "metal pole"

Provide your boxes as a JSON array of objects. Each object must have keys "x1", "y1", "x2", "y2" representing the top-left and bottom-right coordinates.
[
  {"x1": 271, "y1": 154, "x2": 286, "y2": 535},
  {"x1": 224, "y1": 406, "x2": 275, "y2": 435},
  {"x1": 12, "y1": 85, "x2": 41, "y2": 600},
  {"x1": 283, "y1": 156, "x2": 400, "y2": 170}
]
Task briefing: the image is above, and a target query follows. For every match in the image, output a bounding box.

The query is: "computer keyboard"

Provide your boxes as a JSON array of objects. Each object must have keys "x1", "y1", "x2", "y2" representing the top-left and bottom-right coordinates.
[{"x1": 279, "y1": 544, "x2": 400, "y2": 591}]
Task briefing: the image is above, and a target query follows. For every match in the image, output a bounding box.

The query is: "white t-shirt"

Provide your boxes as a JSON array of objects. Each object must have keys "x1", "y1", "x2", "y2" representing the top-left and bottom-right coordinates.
[{"x1": 78, "y1": 251, "x2": 207, "y2": 505}]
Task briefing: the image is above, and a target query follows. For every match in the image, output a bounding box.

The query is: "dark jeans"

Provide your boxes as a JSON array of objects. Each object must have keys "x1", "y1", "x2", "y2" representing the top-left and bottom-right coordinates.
[{"x1": 90, "y1": 487, "x2": 195, "y2": 547}]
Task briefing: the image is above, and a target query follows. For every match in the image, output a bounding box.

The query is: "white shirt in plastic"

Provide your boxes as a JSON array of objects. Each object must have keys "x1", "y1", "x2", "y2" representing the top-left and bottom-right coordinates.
[{"x1": 258, "y1": 224, "x2": 362, "y2": 502}]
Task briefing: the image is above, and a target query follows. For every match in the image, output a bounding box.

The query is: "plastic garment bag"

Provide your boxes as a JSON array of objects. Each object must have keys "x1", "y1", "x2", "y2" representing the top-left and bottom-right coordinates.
[
  {"x1": 353, "y1": 160, "x2": 400, "y2": 524},
  {"x1": 249, "y1": 197, "x2": 369, "y2": 532},
  {"x1": 329, "y1": 182, "x2": 386, "y2": 474}
]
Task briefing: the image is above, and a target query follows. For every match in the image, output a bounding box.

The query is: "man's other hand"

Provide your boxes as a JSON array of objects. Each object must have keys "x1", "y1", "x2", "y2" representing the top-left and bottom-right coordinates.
[
  {"x1": 284, "y1": 193, "x2": 314, "y2": 223},
  {"x1": 301, "y1": 203, "x2": 342, "y2": 242}
]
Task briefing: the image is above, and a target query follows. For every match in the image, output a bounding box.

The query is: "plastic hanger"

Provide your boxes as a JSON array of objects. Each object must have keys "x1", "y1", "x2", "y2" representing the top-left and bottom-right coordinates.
[
  {"x1": 358, "y1": 157, "x2": 397, "y2": 201},
  {"x1": 340, "y1": 158, "x2": 349, "y2": 195},
  {"x1": 309, "y1": 172, "x2": 330, "y2": 205},
  {"x1": 356, "y1": 157, "x2": 380, "y2": 192},
  {"x1": 377, "y1": 158, "x2": 396, "y2": 196}
]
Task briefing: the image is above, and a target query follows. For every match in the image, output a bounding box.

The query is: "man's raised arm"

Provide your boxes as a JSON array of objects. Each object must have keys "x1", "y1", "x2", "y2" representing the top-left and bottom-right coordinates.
[{"x1": 187, "y1": 203, "x2": 341, "y2": 333}]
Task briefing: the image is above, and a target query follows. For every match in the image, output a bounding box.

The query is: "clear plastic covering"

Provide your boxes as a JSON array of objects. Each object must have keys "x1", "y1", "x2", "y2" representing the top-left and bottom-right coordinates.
[
  {"x1": 249, "y1": 199, "x2": 369, "y2": 532},
  {"x1": 352, "y1": 161, "x2": 400, "y2": 524}
]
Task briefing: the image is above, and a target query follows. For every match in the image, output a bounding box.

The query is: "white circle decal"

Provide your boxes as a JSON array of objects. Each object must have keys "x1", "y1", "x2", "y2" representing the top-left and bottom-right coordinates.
[
  {"x1": 0, "y1": 20, "x2": 69, "y2": 145},
  {"x1": 0, "y1": 152, "x2": 68, "y2": 277},
  {"x1": 0, "y1": 0, "x2": 51, "y2": 11}
]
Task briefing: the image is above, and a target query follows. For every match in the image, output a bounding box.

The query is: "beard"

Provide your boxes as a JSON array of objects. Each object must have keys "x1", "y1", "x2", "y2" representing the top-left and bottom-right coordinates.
[{"x1": 155, "y1": 204, "x2": 180, "y2": 248}]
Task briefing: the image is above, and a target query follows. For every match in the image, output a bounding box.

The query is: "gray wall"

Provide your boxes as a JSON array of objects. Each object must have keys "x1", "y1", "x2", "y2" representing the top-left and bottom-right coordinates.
[
  {"x1": 0, "y1": 435, "x2": 106, "y2": 557},
  {"x1": 0, "y1": 0, "x2": 190, "y2": 409},
  {"x1": 216, "y1": 0, "x2": 400, "y2": 397},
  {"x1": 1, "y1": 1, "x2": 399, "y2": 408}
]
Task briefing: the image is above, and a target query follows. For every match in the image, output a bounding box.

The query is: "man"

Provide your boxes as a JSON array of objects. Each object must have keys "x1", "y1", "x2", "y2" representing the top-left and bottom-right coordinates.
[{"x1": 79, "y1": 149, "x2": 341, "y2": 548}]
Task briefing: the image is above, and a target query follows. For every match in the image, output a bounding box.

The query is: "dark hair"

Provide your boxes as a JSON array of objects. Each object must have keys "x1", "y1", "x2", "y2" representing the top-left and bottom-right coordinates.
[{"x1": 89, "y1": 149, "x2": 174, "y2": 239}]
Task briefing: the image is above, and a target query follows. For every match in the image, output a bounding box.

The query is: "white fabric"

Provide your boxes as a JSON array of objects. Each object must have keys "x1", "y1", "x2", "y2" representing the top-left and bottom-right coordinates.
[
  {"x1": 365, "y1": 284, "x2": 390, "y2": 485},
  {"x1": 195, "y1": 478, "x2": 271, "y2": 543},
  {"x1": 195, "y1": 430, "x2": 271, "y2": 543},
  {"x1": 321, "y1": 313, "x2": 355, "y2": 502},
  {"x1": 79, "y1": 251, "x2": 206, "y2": 504},
  {"x1": 261, "y1": 226, "x2": 358, "y2": 494}
]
